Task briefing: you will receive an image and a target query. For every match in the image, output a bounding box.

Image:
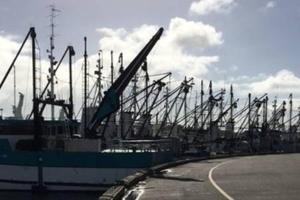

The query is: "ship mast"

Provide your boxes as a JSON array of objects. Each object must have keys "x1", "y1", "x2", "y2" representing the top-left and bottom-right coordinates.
[
  {"x1": 118, "y1": 53, "x2": 124, "y2": 138},
  {"x1": 84, "y1": 37, "x2": 88, "y2": 135},
  {"x1": 95, "y1": 50, "x2": 103, "y2": 105},
  {"x1": 48, "y1": 5, "x2": 59, "y2": 120}
]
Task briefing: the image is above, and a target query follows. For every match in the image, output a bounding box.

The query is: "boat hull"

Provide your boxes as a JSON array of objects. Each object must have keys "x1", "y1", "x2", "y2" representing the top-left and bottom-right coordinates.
[
  {"x1": 0, "y1": 150, "x2": 172, "y2": 191},
  {"x1": 0, "y1": 164, "x2": 138, "y2": 191}
]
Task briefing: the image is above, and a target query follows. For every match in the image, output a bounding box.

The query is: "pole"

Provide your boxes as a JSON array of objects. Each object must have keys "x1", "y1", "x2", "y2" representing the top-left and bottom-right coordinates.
[
  {"x1": 273, "y1": 98, "x2": 277, "y2": 130},
  {"x1": 184, "y1": 77, "x2": 187, "y2": 129},
  {"x1": 200, "y1": 80, "x2": 204, "y2": 128},
  {"x1": 68, "y1": 46, "x2": 75, "y2": 120},
  {"x1": 230, "y1": 85, "x2": 233, "y2": 125},
  {"x1": 119, "y1": 53, "x2": 124, "y2": 139},
  {"x1": 96, "y1": 50, "x2": 103, "y2": 105},
  {"x1": 31, "y1": 27, "x2": 39, "y2": 145},
  {"x1": 209, "y1": 81, "x2": 213, "y2": 152},
  {"x1": 13, "y1": 64, "x2": 16, "y2": 108},
  {"x1": 133, "y1": 75, "x2": 138, "y2": 115},
  {"x1": 248, "y1": 93, "x2": 252, "y2": 150},
  {"x1": 289, "y1": 93, "x2": 293, "y2": 142},
  {"x1": 49, "y1": 6, "x2": 56, "y2": 121},
  {"x1": 220, "y1": 88, "x2": 225, "y2": 127},
  {"x1": 110, "y1": 50, "x2": 114, "y2": 86},
  {"x1": 84, "y1": 37, "x2": 88, "y2": 136},
  {"x1": 194, "y1": 91, "x2": 198, "y2": 128}
]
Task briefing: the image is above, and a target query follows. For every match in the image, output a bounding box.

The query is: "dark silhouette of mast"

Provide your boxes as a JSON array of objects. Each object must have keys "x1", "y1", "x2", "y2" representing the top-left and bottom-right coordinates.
[
  {"x1": 95, "y1": 50, "x2": 103, "y2": 105},
  {"x1": 110, "y1": 51, "x2": 114, "y2": 86},
  {"x1": 200, "y1": 80, "x2": 204, "y2": 128},
  {"x1": 68, "y1": 46, "x2": 75, "y2": 120},
  {"x1": 118, "y1": 52, "x2": 124, "y2": 138},
  {"x1": 48, "y1": 5, "x2": 60, "y2": 120},
  {"x1": 84, "y1": 37, "x2": 88, "y2": 135},
  {"x1": 289, "y1": 94, "x2": 293, "y2": 137}
]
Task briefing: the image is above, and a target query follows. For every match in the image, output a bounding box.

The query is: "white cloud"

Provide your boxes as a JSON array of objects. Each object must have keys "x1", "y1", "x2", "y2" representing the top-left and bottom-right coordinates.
[
  {"x1": 260, "y1": 1, "x2": 276, "y2": 12},
  {"x1": 0, "y1": 17, "x2": 223, "y2": 118},
  {"x1": 248, "y1": 69, "x2": 300, "y2": 96},
  {"x1": 2, "y1": 31, "x2": 300, "y2": 119},
  {"x1": 225, "y1": 69, "x2": 300, "y2": 101},
  {"x1": 189, "y1": 0, "x2": 236, "y2": 16},
  {"x1": 266, "y1": 1, "x2": 276, "y2": 9},
  {"x1": 96, "y1": 17, "x2": 223, "y2": 80}
]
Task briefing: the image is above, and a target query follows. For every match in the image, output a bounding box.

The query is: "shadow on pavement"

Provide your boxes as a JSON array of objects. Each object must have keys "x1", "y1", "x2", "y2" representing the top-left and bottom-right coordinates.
[{"x1": 150, "y1": 174, "x2": 204, "y2": 182}]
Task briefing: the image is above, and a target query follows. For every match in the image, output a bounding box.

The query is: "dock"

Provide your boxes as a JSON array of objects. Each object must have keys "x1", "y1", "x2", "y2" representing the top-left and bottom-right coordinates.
[{"x1": 121, "y1": 153, "x2": 300, "y2": 200}]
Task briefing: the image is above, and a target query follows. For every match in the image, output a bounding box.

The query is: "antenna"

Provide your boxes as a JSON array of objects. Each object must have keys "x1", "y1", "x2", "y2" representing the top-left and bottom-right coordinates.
[
  {"x1": 95, "y1": 50, "x2": 103, "y2": 105},
  {"x1": 47, "y1": 4, "x2": 60, "y2": 120}
]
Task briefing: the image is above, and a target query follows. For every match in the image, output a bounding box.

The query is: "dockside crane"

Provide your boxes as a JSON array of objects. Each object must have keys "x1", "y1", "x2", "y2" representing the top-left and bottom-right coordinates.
[{"x1": 87, "y1": 27, "x2": 164, "y2": 138}]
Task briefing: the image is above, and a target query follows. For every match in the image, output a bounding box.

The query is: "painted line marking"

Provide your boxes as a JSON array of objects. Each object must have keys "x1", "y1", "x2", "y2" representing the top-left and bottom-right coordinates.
[{"x1": 208, "y1": 160, "x2": 235, "y2": 200}]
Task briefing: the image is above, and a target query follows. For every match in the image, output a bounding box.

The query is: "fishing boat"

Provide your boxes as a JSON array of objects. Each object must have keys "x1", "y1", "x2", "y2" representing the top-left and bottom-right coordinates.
[{"x1": 0, "y1": 26, "x2": 175, "y2": 191}]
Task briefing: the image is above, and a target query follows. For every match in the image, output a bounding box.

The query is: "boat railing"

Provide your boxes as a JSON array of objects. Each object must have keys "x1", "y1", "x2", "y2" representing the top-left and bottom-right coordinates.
[{"x1": 105, "y1": 139, "x2": 176, "y2": 153}]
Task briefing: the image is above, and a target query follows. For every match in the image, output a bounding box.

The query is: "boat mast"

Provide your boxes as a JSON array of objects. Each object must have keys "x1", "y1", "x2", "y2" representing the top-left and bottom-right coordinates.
[
  {"x1": 68, "y1": 46, "x2": 75, "y2": 120},
  {"x1": 118, "y1": 53, "x2": 124, "y2": 138},
  {"x1": 194, "y1": 91, "x2": 198, "y2": 128},
  {"x1": 84, "y1": 37, "x2": 88, "y2": 135},
  {"x1": 13, "y1": 64, "x2": 16, "y2": 108},
  {"x1": 143, "y1": 59, "x2": 149, "y2": 113},
  {"x1": 208, "y1": 81, "x2": 213, "y2": 152},
  {"x1": 30, "y1": 27, "x2": 41, "y2": 148},
  {"x1": 95, "y1": 50, "x2": 103, "y2": 105},
  {"x1": 289, "y1": 93, "x2": 293, "y2": 142},
  {"x1": 200, "y1": 80, "x2": 204, "y2": 128},
  {"x1": 220, "y1": 88, "x2": 225, "y2": 127},
  {"x1": 48, "y1": 5, "x2": 59, "y2": 120},
  {"x1": 110, "y1": 51, "x2": 114, "y2": 86}
]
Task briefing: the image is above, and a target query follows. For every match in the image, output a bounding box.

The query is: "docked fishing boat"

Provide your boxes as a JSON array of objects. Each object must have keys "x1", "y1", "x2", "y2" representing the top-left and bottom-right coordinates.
[
  {"x1": 0, "y1": 137, "x2": 173, "y2": 191},
  {"x1": 0, "y1": 26, "x2": 175, "y2": 191}
]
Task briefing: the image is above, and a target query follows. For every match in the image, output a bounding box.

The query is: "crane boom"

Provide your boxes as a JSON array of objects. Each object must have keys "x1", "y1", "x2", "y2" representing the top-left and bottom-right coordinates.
[{"x1": 87, "y1": 27, "x2": 164, "y2": 135}]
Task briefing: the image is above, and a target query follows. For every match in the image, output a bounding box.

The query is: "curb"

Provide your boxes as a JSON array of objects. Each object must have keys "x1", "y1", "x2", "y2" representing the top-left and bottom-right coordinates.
[{"x1": 99, "y1": 185, "x2": 125, "y2": 200}]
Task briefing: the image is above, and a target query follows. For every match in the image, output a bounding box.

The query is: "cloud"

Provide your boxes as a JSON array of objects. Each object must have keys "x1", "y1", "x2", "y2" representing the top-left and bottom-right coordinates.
[
  {"x1": 0, "y1": 17, "x2": 223, "y2": 118},
  {"x1": 2, "y1": 31, "x2": 300, "y2": 119},
  {"x1": 248, "y1": 69, "x2": 300, "y2": 96},
  {"x1": 96, "y1": 17, "x2": 223, "y2": 80},
  {"x1": 260, "y1": 1, "x2": 276, "y2": 12},
  {"x1": 189, "y1": 0, "x2": 236, "y2": 16},
  {"x1": 266, "y1": 1, "x2": 276, "y2": 9},
  {"x1": 224, "y1": 69, "x2": 300, "y2": 101}
]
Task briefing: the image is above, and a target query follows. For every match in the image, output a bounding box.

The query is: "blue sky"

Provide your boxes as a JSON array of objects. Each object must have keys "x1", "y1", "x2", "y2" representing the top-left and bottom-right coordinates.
[
  {"x1": 0, "y1": 0, "x2": 300, "y2": 117},
  {"x1": 1, "y1": 0, "x2": 299, "y2": 76}
]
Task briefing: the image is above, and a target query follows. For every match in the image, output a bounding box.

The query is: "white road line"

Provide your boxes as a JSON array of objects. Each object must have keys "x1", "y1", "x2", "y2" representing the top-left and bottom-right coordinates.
[{"x1": 208, "y1": 160, "x2": 235, "y2": 200}]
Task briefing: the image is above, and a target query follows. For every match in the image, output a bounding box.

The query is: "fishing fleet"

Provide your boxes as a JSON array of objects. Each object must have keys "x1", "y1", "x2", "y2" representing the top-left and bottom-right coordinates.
[{"x1": 0, "y1": 8, "x2": 299, "y2": 192}]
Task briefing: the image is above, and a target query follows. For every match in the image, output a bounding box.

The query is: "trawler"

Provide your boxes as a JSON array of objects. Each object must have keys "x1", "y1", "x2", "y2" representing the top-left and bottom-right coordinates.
[{"x1": 0, "y1": 26, "x2": 176, "y2": 191}]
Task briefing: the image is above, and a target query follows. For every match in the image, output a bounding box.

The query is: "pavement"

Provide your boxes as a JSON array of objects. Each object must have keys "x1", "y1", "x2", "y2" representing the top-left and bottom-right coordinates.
[{"x1": 127, "y1": 153, "x2": 300, "y2": 200}]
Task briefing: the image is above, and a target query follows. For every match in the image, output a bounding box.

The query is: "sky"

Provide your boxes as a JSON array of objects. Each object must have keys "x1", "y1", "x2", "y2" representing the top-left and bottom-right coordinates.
[{"x1": 0, "y1": 0, "x2": 300, "y2": 118}]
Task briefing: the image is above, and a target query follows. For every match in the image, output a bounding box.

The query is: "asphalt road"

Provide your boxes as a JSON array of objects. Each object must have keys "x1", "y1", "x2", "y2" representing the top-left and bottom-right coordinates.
[{"x1": 128, "y1": 154, "x2": 300, "y2": 200}]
